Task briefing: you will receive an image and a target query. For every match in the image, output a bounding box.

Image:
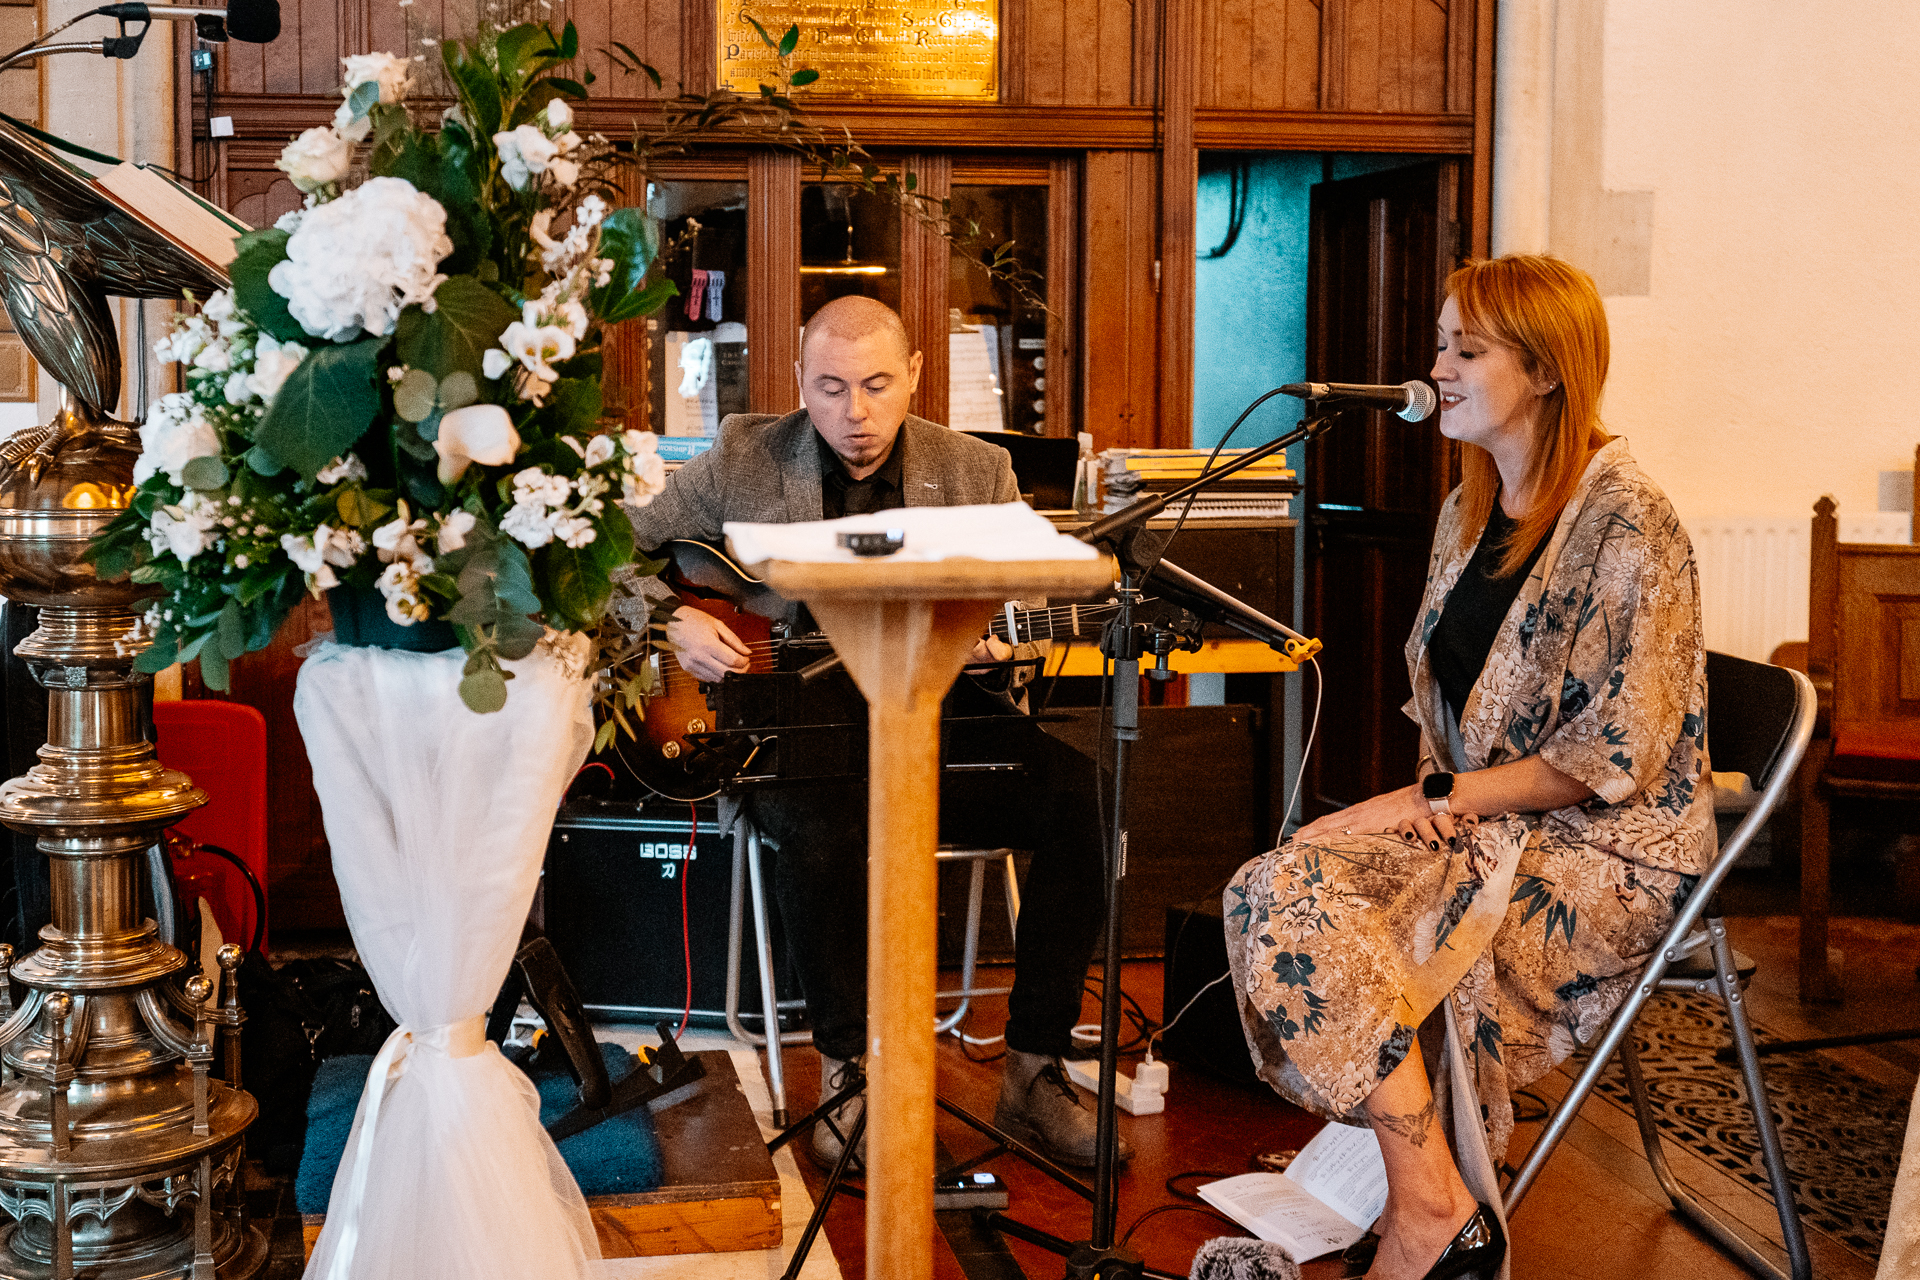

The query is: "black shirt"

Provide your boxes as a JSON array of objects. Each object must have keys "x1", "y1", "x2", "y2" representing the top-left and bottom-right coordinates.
[
  {"x1": 1429, "y1": 504, "x2": 1550, "y2": 725},
  {"x1": 817, "y1": 431, "x2": 905, "y2": 518}
]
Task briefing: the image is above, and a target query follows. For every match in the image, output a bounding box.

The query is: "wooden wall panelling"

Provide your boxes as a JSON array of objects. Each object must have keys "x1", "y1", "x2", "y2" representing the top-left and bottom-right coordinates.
[
  {"x1": 1444, "y1": 0, "x2": 1473, "y2": 113},
  {"x1": 1000, "y1": 0, "x2": 1028, "y2": 103},
  {"x1": 1080, "y1": 150, "x2": 1157, "y2": 452},
  {"x1": 1158, "y1": 0, "x2": 1197, "y2": 450},
  {"x1": 1338, "y1": 0, "x2": 1451, "y2": 114},
  {"x1": 1469, "y1": 0, "x2": 1493, "y2": 256},
  {"x1": 1318, "y1": 0, "x2": 1348, "y2": 109},
  {"x1": 747, "y1": 150, "x2": 800, "y2": 416},
  {"x1": 899, "y1": 154, "x2": 952, "y2": 426},
  {"x1": 1198, "y1": 0, "x2": 1327, "y2": 111},
  {"x1": 1021, "y1": 0, "x2": 1138, "y2": 106},
  {"x1": 1045, "y1": 156, "x2": 1079, "y2": 438}
]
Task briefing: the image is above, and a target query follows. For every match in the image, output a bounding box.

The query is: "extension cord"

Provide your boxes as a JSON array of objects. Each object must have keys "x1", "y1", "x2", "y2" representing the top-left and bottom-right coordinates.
[{"x1": 1062, "y1": 1057, "x2": 1168, "y2": 1115}]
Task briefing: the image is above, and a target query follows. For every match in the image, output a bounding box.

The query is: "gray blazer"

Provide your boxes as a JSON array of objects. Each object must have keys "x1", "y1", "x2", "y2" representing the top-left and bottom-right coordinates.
[{"x1": 628, "y1": 408, "x2": 1019, "y2": 548}]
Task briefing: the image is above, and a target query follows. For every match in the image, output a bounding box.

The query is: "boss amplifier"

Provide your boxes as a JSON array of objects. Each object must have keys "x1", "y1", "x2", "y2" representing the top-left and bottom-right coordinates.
[{"x1": 541, "y1": 800, "x2": 804, "y2": 1029}]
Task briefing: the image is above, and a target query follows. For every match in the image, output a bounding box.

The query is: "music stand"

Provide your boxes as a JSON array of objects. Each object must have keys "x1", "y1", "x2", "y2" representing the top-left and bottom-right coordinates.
[{"x1": 746, "y1": 552, "x2": 1116, "y2": 1280}]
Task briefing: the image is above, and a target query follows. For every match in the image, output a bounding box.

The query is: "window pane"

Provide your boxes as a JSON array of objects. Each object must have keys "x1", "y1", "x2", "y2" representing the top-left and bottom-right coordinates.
[
  {"x1": 800, "y1": 183, "x2": 902, "y2": 321},
  {"x1": 646, "y1": 180, "x2": 748, "y2": 437},
  {"x1": 947, "y1": 185, "x2": 1049, "y2": 435}
]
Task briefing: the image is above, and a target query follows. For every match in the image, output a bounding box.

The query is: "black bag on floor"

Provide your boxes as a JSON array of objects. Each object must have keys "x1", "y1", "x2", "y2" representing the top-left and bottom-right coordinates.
[{"x1": 240, "y1": 955, "x2": 398, "y2": 1175}]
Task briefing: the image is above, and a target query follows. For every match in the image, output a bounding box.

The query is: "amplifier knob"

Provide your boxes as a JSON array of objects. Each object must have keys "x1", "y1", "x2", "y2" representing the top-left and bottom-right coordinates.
[
  {"x1": 687, "y1": 718, "x2": 708, "y2": 734},
  {"x1": 662, "y1": 741, "x2": 682, "y2": 759}
]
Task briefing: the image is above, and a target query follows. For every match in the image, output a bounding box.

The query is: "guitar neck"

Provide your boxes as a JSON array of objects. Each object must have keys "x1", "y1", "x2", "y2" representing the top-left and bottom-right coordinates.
[{"x1": 987, "y1": 602, "x2": 1116, "y2": 646}]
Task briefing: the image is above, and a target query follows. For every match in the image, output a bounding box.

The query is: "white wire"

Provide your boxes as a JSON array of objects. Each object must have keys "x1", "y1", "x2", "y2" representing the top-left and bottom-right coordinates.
[
  {"x1": 1276, "y1": 656, "x2": 1323, "y2": 844},
  {"x1": 1145, "y1": 970, "x2": 1232, "y2": 1061}
]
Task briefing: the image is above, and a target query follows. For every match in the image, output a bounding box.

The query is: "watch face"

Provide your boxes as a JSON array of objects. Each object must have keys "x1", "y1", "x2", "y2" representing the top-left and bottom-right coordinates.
[{"x1": 1422, "y1": 772, "x2": 1453, "y2": 800}]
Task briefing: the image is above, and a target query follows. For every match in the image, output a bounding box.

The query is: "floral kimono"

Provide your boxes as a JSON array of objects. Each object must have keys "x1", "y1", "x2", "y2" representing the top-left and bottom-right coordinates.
[{"x1": 1225, "y1": 438, "x2": 1713, "y2": 1160}]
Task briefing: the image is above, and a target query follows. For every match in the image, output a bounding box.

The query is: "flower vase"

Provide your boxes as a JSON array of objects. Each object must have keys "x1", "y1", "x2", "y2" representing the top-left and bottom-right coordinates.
[{"x1": 325, "y1": 586, "x2": 457, "y2": 651}]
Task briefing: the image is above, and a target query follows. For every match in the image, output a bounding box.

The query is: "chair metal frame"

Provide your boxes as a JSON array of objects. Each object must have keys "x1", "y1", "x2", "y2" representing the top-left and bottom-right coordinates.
[
  {"x1": 723, "y1": 815, "x2": 1022, "y2": 1127},
  {"x1": 1503, "y1": 656, "x2": 1816, "y2": 1280}
]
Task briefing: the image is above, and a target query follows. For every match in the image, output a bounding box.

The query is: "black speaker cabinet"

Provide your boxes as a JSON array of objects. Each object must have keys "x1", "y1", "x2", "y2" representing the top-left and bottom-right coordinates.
[
  {"x1": 542, "y1": 801, "x2": 804, "y2": 1029},
  {"x1": 1162, "y1": 901, "x2": 1257, "y2": 1084}
]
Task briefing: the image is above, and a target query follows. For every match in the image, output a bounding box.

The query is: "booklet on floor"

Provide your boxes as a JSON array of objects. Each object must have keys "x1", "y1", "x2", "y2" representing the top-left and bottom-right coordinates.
[{"x1": 1197, "y1": 1121, "x2": 1390, "y2": 1261}]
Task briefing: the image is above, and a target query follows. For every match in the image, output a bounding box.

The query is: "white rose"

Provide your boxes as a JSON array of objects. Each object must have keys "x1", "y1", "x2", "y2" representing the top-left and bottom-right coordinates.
[
  {"x1": 134, "y1": 393, "x2": 221, "y2": 486},
  {"x1": 436, "y1": 509, "x2": 476, "y2": 552},
  {"x1": 275, "y1": 126, "x2": 351, "y2": 194},
  {"x1": 248, "y1": 333, "x2": 308, "y2": 403},
  {"x1": 544, "y1": 99, "x2": 573, "y2": 132},
  {"x1": 481, "y1": 348, "x2": 513, "y2": 380},
  {"x1": 433, "y1": 403, "x2": 522, "y2": 484},
  {"x1": 223, "y1": 371, "x2": 253, "y2": 406},
  {"x1": 341, "y1": 52, "x2": 413, "y2": 106},
  {"x1": 279, "y1": 529, "x2": 325, "y2": 573},
  {"x1": 546, "y1": 158, "x2": 579, "y2": 189},
  {"x1": 151, "y1": 495, "x2": 217, "y2": 561},
  {"x1": 582, "y1": 434, "x2": 615, "y2": 467}
]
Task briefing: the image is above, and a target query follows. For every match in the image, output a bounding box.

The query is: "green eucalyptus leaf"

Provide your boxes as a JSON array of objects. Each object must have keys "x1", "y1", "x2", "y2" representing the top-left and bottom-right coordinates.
[
  {"x1": 396, "y1": 276, "x2": 519, "y2": 379},
  {"x1": 438, "y1": 370, "x2": 478, "y2": 410},
  {"x1": 228, "y1": 229, "x2": 302, "y2": 343},
  {"x1": 245, "y1": 445, "x2": 284, "y2": 476},
  {"x1": 198, "y1": 643, "x2": 229, "y2": 692},
  {"x1": 251, "y1": 337, "x2": 385, "y2": 480},
  {"x1": 394, "y1": 368, "x2": 439, "y2": 422},
  {"x1": 789, "y1": 68, "x2": 819, "y2": 87},
  {"x1": 348, "y1": 79, "x2": 381, "y2": 118},
  {"x1": 459, "y1": 665, "x2": 509, "y2": 714},
  {"x1": 134, "y1": 636, "x2": 178, "y2": 673},
  {"x1": 216, "y1": 599, "x2": 247, "y2": 660},
  {"x1": 180, "y1": 455, "x2": 229, "y2": 491}
]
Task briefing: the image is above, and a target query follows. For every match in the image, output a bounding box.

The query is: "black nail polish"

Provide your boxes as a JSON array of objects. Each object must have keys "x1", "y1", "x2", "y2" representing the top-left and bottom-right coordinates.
[{"x1": 1429, "y1": 840, "x2": 1440, "y2": 851}]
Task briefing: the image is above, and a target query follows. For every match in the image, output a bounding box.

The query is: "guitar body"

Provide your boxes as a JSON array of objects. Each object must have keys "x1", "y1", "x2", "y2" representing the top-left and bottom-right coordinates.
[{"x1": 614, "y1": 543, "x2": 778, "y2": 802}]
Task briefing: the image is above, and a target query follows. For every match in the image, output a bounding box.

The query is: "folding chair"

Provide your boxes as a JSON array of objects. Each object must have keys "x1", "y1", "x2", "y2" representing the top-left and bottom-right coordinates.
[{"x1": 1503, "y1": 651, "x2": 1817, "y2": 1280}]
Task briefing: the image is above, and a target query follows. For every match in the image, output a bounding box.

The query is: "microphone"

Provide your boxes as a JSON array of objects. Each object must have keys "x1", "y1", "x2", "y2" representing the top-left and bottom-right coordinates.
[
  {"x1": 1279, "y1": 379, "x2": 1437, "y2": 423},
  {"x1": 97, "y1": 0, "x2": 280, "y2": 42}
]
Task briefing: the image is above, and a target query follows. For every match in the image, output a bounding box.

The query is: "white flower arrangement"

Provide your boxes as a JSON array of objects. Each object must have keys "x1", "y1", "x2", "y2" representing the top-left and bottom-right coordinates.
[{"x1": 267, "y1": 177, "x2": 452, "y2": 342}]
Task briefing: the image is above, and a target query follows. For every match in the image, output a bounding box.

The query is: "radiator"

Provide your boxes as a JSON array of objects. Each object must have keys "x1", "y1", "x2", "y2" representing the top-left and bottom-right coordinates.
[{"x1": 1687, "y1": 512, "x2": 1911, "y2": 662}]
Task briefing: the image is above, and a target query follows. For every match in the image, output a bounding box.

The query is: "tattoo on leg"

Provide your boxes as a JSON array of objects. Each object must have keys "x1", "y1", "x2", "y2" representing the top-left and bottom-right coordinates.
[{"x1": 1372, "y1": 1097, "x2": 1438, "y2": 1148}]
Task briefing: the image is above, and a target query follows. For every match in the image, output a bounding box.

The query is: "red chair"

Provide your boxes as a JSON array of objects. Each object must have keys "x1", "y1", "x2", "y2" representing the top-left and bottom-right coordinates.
[{"x1": 153, "y1": 699, "x2": 270, "y2": 953}]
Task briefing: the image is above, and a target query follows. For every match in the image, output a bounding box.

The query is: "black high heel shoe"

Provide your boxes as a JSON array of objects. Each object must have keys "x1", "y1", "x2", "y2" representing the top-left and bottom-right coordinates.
[{"x1": 1420, "y1": 1202, "x2": 1506, "y2": 1280}]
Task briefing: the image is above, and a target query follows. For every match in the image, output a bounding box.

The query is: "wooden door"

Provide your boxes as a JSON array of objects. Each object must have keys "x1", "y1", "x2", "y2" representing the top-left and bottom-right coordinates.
[{"x1": 1302, "y1": 160, "x2": 1461, "y2": 815}]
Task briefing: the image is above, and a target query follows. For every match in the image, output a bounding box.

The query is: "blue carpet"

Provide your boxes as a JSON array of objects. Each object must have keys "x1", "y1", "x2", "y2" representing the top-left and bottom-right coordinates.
[{"x1": 296, "y1": 1042, "x2": 666, "y2": 1213}]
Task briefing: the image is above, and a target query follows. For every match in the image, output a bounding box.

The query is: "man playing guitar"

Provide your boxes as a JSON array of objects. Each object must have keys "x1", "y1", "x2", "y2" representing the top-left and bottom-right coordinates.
[{"x1": 625, "y1": 296, "x2": 1123, "y2": 1171}]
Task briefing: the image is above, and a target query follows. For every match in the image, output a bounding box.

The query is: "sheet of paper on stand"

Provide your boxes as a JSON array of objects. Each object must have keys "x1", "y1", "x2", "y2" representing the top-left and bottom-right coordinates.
[
  {"x1": 724, "y1": 502, "x2": 1102, "y2": 565},
  {"x1": 1099, "y1": 448, "x2": 1300, "y2": 518},
  {"x1": 1196, "y1": 1121, "x2": 1389, "y2": 1261}
]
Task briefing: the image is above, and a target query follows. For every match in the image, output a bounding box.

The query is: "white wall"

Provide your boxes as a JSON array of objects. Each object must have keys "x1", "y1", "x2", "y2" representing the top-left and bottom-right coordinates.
[{"x1": 1495, "y1": 0, "x2": 1920, "y2": 524}]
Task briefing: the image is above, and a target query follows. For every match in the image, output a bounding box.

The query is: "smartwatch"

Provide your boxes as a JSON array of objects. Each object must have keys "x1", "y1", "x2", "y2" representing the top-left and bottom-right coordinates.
[{"x1": 1422, "y1": 772, "x2": 1456, "y2": 816}]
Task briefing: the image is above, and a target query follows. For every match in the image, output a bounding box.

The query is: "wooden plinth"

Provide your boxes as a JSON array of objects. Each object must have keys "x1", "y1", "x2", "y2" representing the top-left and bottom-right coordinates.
[
  {"x1": 301, "y1": 1051, "x2": 780, "y2": 1261},
  {"x1": 755, "y1": 553, "x2": 1117, "y2": 1280}
]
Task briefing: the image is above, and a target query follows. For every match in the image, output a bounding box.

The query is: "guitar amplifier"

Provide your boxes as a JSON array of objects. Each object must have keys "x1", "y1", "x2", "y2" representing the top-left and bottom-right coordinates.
[{"x1": 541, "y1": 800, "x2": 805, "y2": 1029}]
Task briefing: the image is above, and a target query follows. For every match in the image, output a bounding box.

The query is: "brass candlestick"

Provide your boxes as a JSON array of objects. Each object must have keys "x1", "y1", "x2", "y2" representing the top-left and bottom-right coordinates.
[{"x1": 0, "y1": 413, "x2": 266, "y2": 1279}]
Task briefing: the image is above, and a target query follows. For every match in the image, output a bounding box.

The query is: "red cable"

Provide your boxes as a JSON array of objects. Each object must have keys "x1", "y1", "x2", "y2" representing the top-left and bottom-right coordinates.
[{"x1": 676, "y1": 803, "x2": 696, "y2": 1040}]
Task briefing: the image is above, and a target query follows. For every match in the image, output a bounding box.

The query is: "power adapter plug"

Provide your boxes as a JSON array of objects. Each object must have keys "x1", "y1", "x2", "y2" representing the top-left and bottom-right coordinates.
[{"x1": 1061, "y1": 1057, "x2": 1168, "y2": 1115}]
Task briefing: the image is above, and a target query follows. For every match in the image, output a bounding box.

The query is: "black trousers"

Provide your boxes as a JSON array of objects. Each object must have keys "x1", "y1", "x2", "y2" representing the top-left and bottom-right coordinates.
[{"x1": 744, "y1": 678, "x2": 1106, "y2": 1062}]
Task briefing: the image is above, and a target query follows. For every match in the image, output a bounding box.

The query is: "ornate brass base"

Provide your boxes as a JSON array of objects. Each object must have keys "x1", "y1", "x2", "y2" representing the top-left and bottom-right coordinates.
[{"x1": 0, "y1": 452, "x2": 265, "y2": 1278}]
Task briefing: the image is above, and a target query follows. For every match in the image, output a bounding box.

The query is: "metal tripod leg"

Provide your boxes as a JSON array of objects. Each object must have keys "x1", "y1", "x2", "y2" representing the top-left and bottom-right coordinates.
[{"x1": 726, "y1": 818, "x2": 806, "y2": 1127}]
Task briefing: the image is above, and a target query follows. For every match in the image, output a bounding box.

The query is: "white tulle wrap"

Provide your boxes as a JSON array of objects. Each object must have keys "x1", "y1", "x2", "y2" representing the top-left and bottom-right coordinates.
[{"x1": 293, "y1": 639, "x2": 599, "y2": 1280}]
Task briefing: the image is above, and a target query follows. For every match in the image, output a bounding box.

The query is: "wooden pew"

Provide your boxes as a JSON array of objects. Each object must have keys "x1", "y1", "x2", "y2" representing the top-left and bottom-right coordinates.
[{"x1": 1799, "y1": 483, "x2": 1920, "y2": 1000}]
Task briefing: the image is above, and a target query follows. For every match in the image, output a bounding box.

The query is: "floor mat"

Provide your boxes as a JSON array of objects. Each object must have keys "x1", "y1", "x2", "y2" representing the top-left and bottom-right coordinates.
[{"x1": 1591, "y1": 990, "x2": 1911, "y2": 1261}]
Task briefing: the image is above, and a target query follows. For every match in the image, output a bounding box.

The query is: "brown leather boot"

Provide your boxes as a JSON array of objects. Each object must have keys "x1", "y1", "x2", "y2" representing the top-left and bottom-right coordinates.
[{"x1": 993, "y1": 1049, "x2": 1134, "y2": 1169}]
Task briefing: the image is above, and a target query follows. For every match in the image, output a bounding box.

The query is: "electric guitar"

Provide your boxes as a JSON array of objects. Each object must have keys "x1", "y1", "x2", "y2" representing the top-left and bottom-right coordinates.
[{"x1": 613, "y1": 539, "x2": 1121, "y2": 802}]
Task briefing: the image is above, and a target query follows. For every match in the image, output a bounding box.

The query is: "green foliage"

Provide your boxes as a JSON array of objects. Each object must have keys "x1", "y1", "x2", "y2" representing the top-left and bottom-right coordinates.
[
  {"x1": 395, "y1": 276, "x2": 520, "y2": 381},
  {"x1": 252, "y1": 337, "x2": 385, "y2": 479},
  {"x1": 181, "y1": 456, "x2": 229, "y2": 491},
  {"x1": 229, "y1": 230, "x2": 302, "y2": 343}
]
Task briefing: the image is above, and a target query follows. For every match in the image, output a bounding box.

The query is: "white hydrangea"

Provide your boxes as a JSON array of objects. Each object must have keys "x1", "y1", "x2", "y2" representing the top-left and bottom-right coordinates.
[
  {"x1": 154, "y1": 315, "x2": 210, "y2": 366},
  {"x1": 267, "y1": 177, "x2": 452, "y2": 342},
  {"x1": 202, "y1": 289, "x2": 248, "y2": 339},
  {"x1": 134, "y1": 393, "x2": 221, "y2": 487},
  {"x1": 148, "y1": 492, "x2": 220, "y2": 562},
  {"x1": 500, "y1": 466, "x2": 599, "y2": 550}
]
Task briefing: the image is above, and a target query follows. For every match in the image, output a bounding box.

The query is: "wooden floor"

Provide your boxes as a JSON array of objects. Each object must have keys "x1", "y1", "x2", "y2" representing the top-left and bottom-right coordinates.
[{"x1": 775, "y1": 906, "x2": 1918, "y2": 1280}]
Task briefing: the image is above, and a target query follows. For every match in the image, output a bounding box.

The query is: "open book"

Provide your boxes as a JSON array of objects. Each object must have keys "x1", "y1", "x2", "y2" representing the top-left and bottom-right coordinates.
[
  {"x1": 94, "y1": 162, "x2": 249, "y2": 274},
  {"x1": 1197, "y1": 1121, "x2": 1390, "y2": 1262}
]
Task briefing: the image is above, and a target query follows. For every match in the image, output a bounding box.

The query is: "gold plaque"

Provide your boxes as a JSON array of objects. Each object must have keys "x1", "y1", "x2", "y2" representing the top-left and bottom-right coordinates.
[{"x1": 718, "y1": 0, "x2": 999, "y2": 101}]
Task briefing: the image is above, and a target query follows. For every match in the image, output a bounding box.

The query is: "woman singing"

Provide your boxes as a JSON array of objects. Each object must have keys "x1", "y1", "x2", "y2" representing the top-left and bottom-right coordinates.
[{"x1": 1223, "y1": 255, "x2": 1711, "y2": 1279}]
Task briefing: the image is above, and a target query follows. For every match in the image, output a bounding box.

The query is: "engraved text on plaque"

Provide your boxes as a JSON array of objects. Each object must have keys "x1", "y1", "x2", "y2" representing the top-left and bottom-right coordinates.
[{"x1": 717, "y1": 0, "x2": 999, "y2": 101}]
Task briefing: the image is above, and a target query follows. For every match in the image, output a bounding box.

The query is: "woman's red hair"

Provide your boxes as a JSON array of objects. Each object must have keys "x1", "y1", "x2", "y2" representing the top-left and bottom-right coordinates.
[{"x1": 1446, "y1": 255, "x2": 1612, "y2": 575}]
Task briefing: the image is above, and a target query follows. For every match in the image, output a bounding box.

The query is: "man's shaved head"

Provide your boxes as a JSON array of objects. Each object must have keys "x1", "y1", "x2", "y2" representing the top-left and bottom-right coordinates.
[{"x1": 801, "y1": 295, "x2": 913, "y2": 369}]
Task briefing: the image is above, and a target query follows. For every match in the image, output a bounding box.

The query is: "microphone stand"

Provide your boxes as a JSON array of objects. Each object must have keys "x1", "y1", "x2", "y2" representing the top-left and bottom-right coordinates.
[{"x1": 993, "y1": 405, "x2": 1346, "y2": 1278}]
